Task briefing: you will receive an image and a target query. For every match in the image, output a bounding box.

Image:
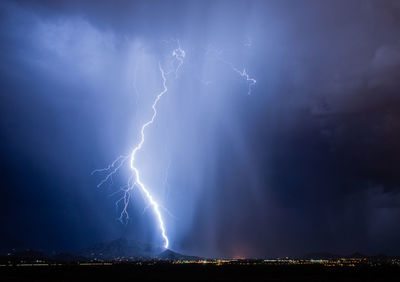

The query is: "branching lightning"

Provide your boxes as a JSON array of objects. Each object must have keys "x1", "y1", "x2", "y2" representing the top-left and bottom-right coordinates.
[
  {"x1": 206, "y1": 46, "x2": 257, "y2": 95},
  {"x1": 93, "y1": 42, "x2": 254, "y2": 250},
  {"x1": 93, "y1": 47, "x2": 185, "y2": 250},
  {"x1": 91, "y1": 155, "x2": 128, "y2": 188},
  {"x1": 231, "y1": 67, "x2": 257, "y2": 95}
]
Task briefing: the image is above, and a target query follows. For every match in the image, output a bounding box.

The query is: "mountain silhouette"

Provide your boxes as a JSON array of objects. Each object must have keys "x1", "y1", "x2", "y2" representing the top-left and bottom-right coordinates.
[
  {"x1": 79, "y1": 238, "x2": 163, "y2": 260},
  {"x1": 158, "y1": 249, "x2": 202, "y2": 261}
]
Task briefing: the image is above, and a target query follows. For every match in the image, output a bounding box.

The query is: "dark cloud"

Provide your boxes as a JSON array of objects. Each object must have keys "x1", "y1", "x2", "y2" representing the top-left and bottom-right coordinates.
[{"x1": 1, "y1": 0, "x2": 400, "y2": 257}]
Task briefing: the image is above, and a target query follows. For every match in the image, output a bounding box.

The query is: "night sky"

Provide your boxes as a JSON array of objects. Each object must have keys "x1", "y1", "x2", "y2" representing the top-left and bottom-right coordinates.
[{"x1": 1, "y1": 0, "x2": 400, "y2": 258}]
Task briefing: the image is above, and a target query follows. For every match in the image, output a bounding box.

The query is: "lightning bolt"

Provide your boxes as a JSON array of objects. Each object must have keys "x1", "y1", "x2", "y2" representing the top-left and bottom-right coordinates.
[
  {"x1": 205, "y1": 46, "x2": 257, "y2": 95},
  {"x1": 128, "y1": 63, "x2": 169, "y2": 248},
  {"x1": 93, "y1": 43, "x2": 254, "y2": 250},
  {"x1": 93, "y1": 47, "x2": 185, "y2": 250},
  {"x1": 172, "y1": 47, "x2": 185, "y2": 77},
  {"x1": 231, "y1": 67, "x2": 257, "y2": 95}
]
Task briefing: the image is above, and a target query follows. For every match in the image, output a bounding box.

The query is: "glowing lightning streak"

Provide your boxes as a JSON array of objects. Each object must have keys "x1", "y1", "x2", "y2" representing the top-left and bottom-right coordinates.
[
  {"x1": 93, "y1": 47, "x2": 185, "y2": 250},
  {"x1": 91, "y1": 155, "x2": 127, "y2": 188},
  {"x1": 128, "y1": 64, "x2": 169, "y2": 249},
  {"x1": 232, "y1": 67, "x2": 256, "y2": 95},
  {"x1": 205, "y1": 46, "x2": 256, "y2": 95}
]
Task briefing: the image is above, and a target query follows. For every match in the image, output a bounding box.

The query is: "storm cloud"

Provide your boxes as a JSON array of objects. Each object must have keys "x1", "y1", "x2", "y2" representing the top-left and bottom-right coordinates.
[{"x1": 1, "y1": 0, "x2": 400, "y2": 258}]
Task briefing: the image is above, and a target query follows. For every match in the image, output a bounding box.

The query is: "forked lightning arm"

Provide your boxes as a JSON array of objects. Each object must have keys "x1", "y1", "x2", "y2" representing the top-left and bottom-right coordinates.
[
  {"x1": 205, "y1": 46, "x2": 256, "y2": 95},
  {"x1": 232, "y1": 67, "x2": 256, "y2": 95}
]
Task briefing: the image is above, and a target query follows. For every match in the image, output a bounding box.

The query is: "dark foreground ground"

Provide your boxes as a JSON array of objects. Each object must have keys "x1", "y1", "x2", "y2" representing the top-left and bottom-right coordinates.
[{"x1": 1, "y1": 264, "x2": 399, "y2": 281}]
